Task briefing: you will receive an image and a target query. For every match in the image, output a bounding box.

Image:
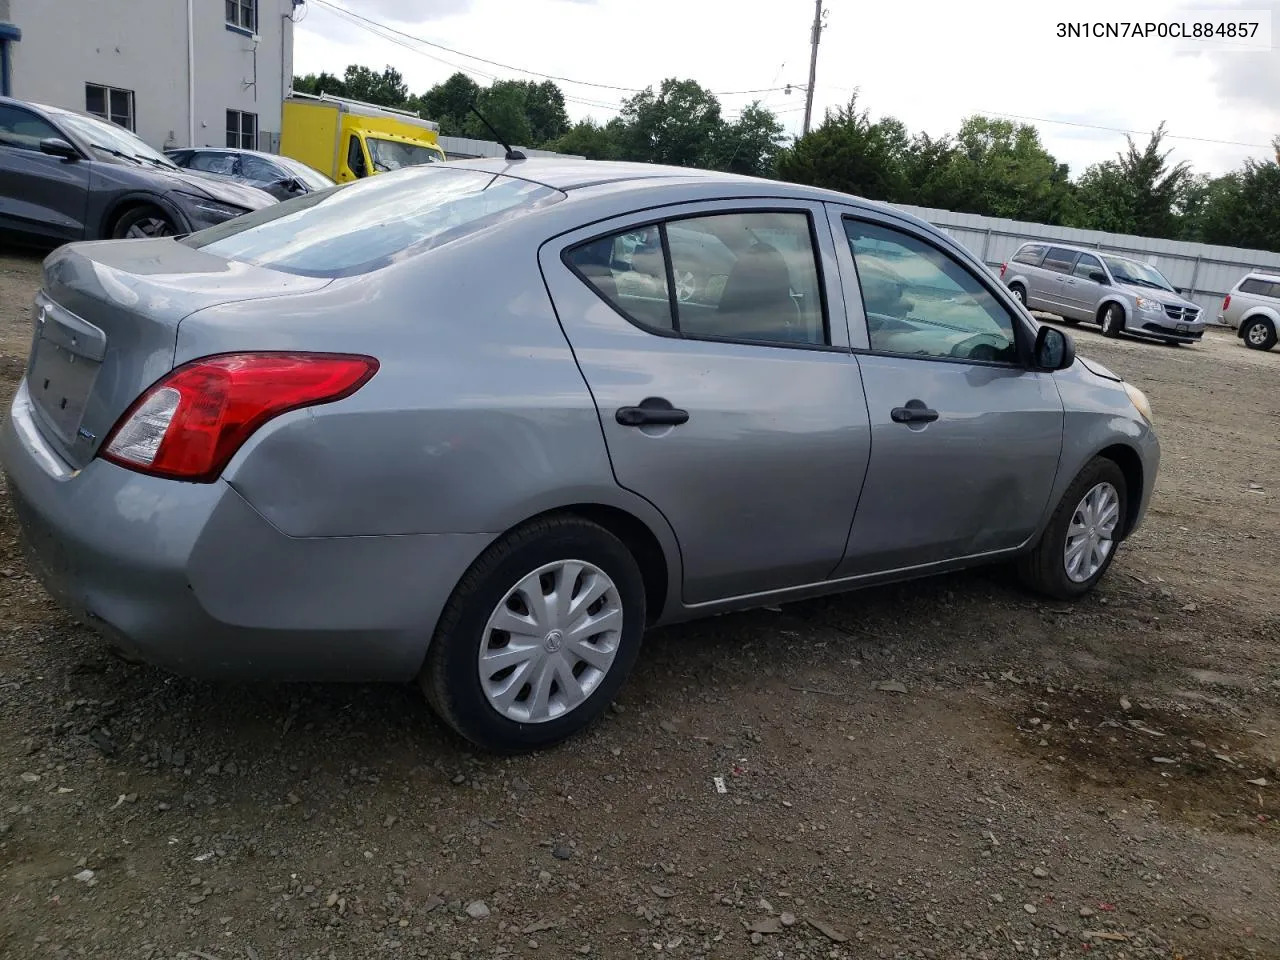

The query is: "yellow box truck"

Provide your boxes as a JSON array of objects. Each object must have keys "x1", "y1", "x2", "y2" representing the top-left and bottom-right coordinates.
[{"x1": 280, "y1": 90, "x2": 447, "y2": 183}]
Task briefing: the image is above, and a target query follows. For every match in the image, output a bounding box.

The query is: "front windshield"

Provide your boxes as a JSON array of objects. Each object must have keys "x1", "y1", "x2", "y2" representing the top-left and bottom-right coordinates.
[
  {"x1": 274, "y1": 154, "x2": 334, "y2": 191},
  {"x1": 366, "y1": 136, "x2": 442, "y2": 172},
  {"x1": 1102, "y1": 255, "x2": 1174, "y2": 292},
  {"x1": 184, "y1": 165, "x2": 563, "y2": 277},
  {"x1": 51, "y1": 109, "x2": 177, "y2": 168}
]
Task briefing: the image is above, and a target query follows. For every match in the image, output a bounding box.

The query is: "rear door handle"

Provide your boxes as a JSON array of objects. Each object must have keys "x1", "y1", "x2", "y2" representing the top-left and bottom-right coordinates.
[
  {"x1": 891, "y1": 405, "x2": 939, "y2": 424},
  {"x1": 616, "y1": 398, "x2": 690, "y2": 427}
]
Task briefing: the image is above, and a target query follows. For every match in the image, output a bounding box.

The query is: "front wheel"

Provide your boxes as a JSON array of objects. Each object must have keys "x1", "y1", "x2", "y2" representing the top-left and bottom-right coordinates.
[
  {"x1": 420, "y1": 516, "x2": 647, "y2": 752},
  {"x1": 1242, "y1": 317, "x2": 1277, "y2": 351},
  {"x1": 111, "y1": 205, "x2": 178, "y2": 239},
  {"x1": 1018, "y1": 457, "x2": 1128, "y2": 600},
  {"x1": 1100, "y1": 304, "x2": 1124, "y2": 338}
]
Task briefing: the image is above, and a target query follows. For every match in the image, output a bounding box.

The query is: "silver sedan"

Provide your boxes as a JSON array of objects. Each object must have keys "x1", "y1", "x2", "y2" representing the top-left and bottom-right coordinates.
[{"x1": 0, "y1": 159, "x2": 1160, "y2": 752}]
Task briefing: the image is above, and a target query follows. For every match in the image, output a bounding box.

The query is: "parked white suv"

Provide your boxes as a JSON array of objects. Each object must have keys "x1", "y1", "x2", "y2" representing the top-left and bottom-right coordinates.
[{"x1": 1219, "y1": 273, "x2": 1280, "y2": 351}]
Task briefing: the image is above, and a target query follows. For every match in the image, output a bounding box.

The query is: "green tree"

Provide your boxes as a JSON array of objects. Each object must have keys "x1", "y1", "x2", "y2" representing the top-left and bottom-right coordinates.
[
  {"x1": 1075, "y1": 123, "x2": 1190, "y2": 237},
  {"x1": 774, "y1": 93, "x2": 909, "y2": 201},
  {"x1": 520, "y1": 80, "x2": 570, "y2": 145},
  {"x1": 292, "y1": 70, "x2": 346, "y2": 97},
  {"x1": 942, "y1": 116, "x2": 1076, "y2": 224},
  {"x1": 616, "y1": 78, "x2": 723, "y2": 167},
  {"x1": 412, "y1": 72, "x2": 482, "y2": 136},
  {"x1": 901, "y1": 132, "x2": 962, "y2": 209},
  {"x1": 703, "y1": 102, "x2": 786, "y2": 177},
  {"x1": 340, "y1": 64, "x2": 409, "y2": 107},
  {"x1": 1189, "y1": 140, "x2": 1280, "y2": 252},
  {"x1": 461, "y1": 80, "x2": 535, "y2": 146},
  {"x1": 547, "y1": 118, "x2": 622, "y2": 159}
]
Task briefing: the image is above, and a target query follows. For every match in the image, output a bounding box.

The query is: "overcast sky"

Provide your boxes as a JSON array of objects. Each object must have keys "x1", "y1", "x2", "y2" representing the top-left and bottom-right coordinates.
[{"x1": 292, "y1": 0, "x2": 1279, "y2": 179}]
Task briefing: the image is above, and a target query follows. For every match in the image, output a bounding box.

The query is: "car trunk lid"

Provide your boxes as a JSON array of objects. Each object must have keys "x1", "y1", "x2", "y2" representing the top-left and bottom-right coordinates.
[{"x1": 27, "y1": 238, "x2": 331, "y2": 469}]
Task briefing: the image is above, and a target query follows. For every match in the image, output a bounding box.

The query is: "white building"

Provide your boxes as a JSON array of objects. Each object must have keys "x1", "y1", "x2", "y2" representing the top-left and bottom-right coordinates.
[{"x1": 0, "y1": 0, "x2": 298, "y2": 151}]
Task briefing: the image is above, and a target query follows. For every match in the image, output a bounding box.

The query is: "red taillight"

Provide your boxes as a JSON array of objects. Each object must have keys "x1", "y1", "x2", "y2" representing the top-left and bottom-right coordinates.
[
  {"x1": 100, "y1": 352, "x2": 379, "y2": 482},
  {"x1": 999, "y1": 262, "x2": 1007, "y2": 277},
  {"x1": 1222, "y1": 294, "x2": 1231, "y2": 310}
]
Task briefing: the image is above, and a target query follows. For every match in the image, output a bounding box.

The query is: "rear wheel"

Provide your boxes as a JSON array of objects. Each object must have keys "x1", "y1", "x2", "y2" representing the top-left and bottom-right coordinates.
[
  {"x1": 111, "y1": 205, "x2": 177, "y2": 240},
  {"x1": 1018, "y1": 457, "x2": 1128, "y2": 600},
  {"x1": 421, "y1": 516, "x2": 647, "y2": 752},
  {"x1": 1100, "y1": 304, "x2": 1124, "y2": 338},
  {"x1": 1008, "y1": 283, "x2": 1027, "y2": 306},
  {"x1": 1242, "y1": 317, "x2": 1277, "y2": 351}
]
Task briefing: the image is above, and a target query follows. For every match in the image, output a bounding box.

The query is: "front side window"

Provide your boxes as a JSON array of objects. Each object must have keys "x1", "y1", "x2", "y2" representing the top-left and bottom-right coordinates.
[
  {"x1": 845, "y1": 218, "x2": 1019, "y2": 365},
  {"x1": 226, "y1": 110, "x2": 257, "y2": 150},
  {"x1": 1073, "y1": 253, "x2": 1104, "y2": 280},
  {"x1": 187, "y1": 151, "x2": 238, "y2": 177},
  {"x1": 185, "y1": 166, "x2": 565, "y2": 277},
  {"x1": 566, "y1": 211, "x2": 828, "y2": 347},
  {"x1": 239, "y1": 154, "x2": 283, "y2": 183},
  {"x1": 1012, "y1": 243, "x2": 1047, "y2": 266},
  {"x1": 226, "y1": 0, "x2": 256, "y2": 31},
  {"x1": 1042, "y1": 246, "x2": 1081, "y2": 274},
  {"x1": 0, "y1": 104, "x2": 61, "y2": 151},
  {"x1": 346, "y1": 135, "x2": 368, "y2": 177}
]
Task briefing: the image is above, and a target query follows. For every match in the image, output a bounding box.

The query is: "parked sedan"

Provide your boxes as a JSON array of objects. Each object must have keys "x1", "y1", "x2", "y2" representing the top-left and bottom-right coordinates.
[
  {"x1": 1, "y1": 159, "x2": 1160, "y2": 752},
  {"x1": 0, "y1": 96, "x2": 276, "y2": 246},
  {"x1": 165, "y1": 147, "x2": 335, "y2": 201},
  {"x1": 1000, "y1": 241, "x2": 1205, "y2": 344}
]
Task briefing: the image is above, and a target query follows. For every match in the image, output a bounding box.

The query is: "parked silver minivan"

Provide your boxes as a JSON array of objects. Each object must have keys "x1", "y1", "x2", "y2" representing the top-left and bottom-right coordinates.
[
  {"x1": 1218, "y1": 273, "x2": 1280, "y2": 351},
  {"x1": 1001, "y1": 242, "x2": 1205, "y2": 345}
]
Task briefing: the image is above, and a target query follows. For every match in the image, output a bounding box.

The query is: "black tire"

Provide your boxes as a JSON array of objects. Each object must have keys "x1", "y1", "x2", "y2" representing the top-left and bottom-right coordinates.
[
  {"x1": 420, "y1": 516, "x2": 647, "y2": 753},
  {"x1": 110, "y1": 205, "x2": 178, "y2": 240},
  {"x1": 1017, "y1": 457, "x2": 1128, "y2": 601},
  {"x1": 1008, "y1": 283, "x2": 1027, "y2": 307},
  {"x1": 1241, "y1": 316, "x2": 1278, "y2": 351},
  {"x1": 1099, "y1": 304, "x2": 1124, "y2": 338}
]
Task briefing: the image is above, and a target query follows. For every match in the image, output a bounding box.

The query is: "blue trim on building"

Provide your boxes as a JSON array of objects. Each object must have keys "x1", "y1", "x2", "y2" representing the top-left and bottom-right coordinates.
[{"x1": 0, "y1": 22, "x2": 20, "y2": 98}]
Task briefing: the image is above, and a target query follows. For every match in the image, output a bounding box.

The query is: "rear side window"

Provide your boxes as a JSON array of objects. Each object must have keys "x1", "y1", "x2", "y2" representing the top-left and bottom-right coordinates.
[
  {"x1": 1042, "y1": 247, "x2": 1080, "y2": 274},
  {"x1": 185, "y1": 166, "x2": 565, "y2": 277},
  {"x1": 1240, "y1": 277, "x2": 1280, "y2": 298},
  {"x1": 1012, "y1": 243, "x2": 1047, "y2": 266},
  {"x1": 565, "y1": 211, "x2": 828, "y2": 347}
]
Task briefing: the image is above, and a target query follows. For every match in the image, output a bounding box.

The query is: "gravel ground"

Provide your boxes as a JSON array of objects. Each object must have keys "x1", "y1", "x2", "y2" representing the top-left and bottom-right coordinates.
[{"x1": 0, "y1": 248, "x2": 1277, "y2": 960}]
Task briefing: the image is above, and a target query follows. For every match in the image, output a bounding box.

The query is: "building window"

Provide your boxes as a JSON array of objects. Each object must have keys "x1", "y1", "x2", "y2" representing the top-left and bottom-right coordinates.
[
  {"x1": 226, "y1": 0, "x2": 257, "y2": 32},
  {"x1": 226, "y1": 110, "x2": 258, "y2": 149},
  {"x1": 85, "y1": 83, "x2": 135, "y2": 131}
]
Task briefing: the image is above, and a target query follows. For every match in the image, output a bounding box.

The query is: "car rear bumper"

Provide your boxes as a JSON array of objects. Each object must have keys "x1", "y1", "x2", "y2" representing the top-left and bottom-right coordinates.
[{"x1": 1, "y1": 379, "x2": 491, "y2": 682}]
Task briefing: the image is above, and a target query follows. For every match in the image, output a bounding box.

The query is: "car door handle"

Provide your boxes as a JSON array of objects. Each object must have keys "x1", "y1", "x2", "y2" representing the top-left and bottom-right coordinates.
[
  {"x1": 891, "y1": 405, "x2": 939, "y2": 424},
  {"x1": 616, "y1": 398, "x2": 690, "y2": 427}
]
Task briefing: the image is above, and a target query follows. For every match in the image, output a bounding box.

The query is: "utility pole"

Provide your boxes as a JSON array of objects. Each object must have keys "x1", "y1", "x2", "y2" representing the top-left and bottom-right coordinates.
[{"x1": 802, "y1": 0, "x2": 824, "y2": 136}]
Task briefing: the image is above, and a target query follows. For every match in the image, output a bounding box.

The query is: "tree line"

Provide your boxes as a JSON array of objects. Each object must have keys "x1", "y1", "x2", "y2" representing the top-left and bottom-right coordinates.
[{"x1": 293, "y1": 65, "x2": 1280, "y2": 253}]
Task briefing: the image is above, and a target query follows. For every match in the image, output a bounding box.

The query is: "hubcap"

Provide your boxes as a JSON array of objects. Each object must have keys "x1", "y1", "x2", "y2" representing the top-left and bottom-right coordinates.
[
  {"x1": 1246, "y1": 322, "x2": 1269, "y2": 346},
  {"x1": 1012, "y1": 287, "x2": 1024, "y2": 303},
  {"x1": 478, "y1": 560, "x2": 623, "y2": 723},
  {"x1": 125, "y1": 217, "x2": 173, "y2": 239},
  {"x1": 1064, "y1": 482, "x2": 1120, "y2": 583}
]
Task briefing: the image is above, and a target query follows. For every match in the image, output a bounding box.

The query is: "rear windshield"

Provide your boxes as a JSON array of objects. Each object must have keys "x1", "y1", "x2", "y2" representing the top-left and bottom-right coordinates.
[{"x1": 183, "y1": 166, "x2": 565, "y2": 277}]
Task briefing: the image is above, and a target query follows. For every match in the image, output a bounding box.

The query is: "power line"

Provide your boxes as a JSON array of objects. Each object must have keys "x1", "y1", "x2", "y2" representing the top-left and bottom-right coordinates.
[
  {"x1": 309, "y1": 0, "x2": 791, "y2": 101},
  {"x1": 975, "y1": 110, "x2": 1273, "y2": 150}
]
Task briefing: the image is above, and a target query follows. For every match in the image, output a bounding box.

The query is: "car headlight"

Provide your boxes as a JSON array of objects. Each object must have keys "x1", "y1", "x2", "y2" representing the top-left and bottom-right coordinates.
[
  {"x1": 173, "y1": 192, "x2": 249, "y2": 225},
  {"x1": 1124, "y1": 382, "x2": 1153, "y2": 424},
  {"x1": 1136, "y1": 297, "x2": 1165, "y2": 314}
]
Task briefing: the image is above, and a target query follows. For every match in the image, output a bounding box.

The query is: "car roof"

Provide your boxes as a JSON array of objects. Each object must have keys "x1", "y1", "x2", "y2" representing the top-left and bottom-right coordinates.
[
  {"x1": 439, "y1": 157, "x2": 763, "y2": 192},
  {"x1": 1245, "y1": 272, "x2": 1280, "y2": 283}
]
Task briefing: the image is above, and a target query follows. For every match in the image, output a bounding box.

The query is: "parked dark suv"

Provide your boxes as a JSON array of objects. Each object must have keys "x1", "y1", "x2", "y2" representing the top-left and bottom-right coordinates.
[{"x1": 0, "y1": 95, "x2": 276, "y2": 247}]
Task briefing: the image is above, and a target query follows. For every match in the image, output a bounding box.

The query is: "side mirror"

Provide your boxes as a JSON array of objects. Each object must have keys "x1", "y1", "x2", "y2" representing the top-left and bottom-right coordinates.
[
  {"x1": 1034, "y1": 325, "x2": 1075, "y2": 371},
  {"x1": 39, "y1": 137, "x2": 79, "y2": 161},
  {"x1": 1089, "y1": 271, "x2": 1109, "y2": 285},
  {"x1": 274, "y1": 176, "x2": 304, "y2": 193}
]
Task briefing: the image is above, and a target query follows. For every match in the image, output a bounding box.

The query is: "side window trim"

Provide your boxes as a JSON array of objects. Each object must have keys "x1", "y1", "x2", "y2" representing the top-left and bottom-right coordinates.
[
  {"x1": 835, "y1": 209, "x2": 1032, "y2": 369},
  {"x1": 559, "y1": 203, "x2": 845, "y2": 353}
]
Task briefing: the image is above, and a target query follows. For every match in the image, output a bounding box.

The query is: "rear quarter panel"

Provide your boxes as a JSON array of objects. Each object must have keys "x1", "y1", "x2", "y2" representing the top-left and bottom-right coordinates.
[{"x1": 175, "y1": 211, "x2": 685, "y2": 613}]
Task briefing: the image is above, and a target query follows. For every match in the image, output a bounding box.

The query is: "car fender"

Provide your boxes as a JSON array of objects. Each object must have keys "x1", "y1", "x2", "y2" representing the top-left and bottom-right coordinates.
[
  {"x1": 1096, "y1": 295, "x2": 1130, "y2": 324},
  {"x1": 97, "y1": 189, "x2": 192, "y2": 238}
]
